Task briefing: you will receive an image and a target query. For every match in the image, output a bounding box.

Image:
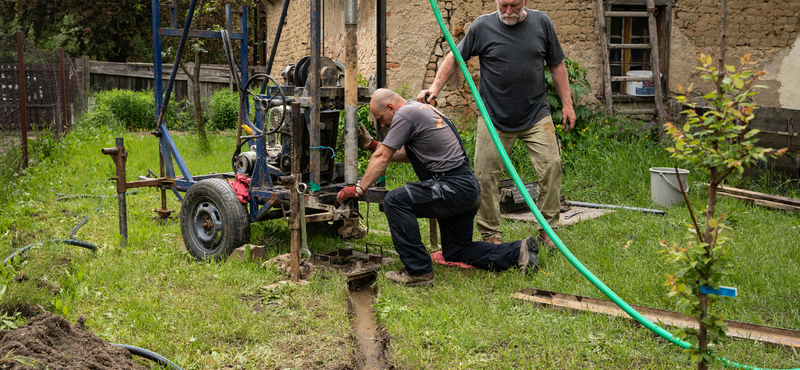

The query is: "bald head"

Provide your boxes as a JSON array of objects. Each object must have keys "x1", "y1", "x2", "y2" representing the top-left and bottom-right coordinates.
[{"x1": 369, "y1": 88, "x2": 407, "y2": 127}]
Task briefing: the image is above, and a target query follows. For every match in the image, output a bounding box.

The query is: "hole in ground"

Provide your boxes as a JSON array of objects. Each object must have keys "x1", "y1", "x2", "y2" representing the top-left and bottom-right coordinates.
[{"x1": 348, "y1": 274, "x2": 388, "y2": 370}]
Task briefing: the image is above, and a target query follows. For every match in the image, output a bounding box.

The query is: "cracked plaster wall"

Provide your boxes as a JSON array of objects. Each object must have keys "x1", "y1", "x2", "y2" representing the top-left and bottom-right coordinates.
[{"x1": 261, "y1": 0, "x2": 800, "y2": 120}]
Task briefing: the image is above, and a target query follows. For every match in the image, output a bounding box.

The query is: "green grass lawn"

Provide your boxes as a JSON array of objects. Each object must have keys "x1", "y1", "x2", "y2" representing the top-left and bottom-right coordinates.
[{"x1": 1, "y1": 120, "x2": 798, "y2": 369}]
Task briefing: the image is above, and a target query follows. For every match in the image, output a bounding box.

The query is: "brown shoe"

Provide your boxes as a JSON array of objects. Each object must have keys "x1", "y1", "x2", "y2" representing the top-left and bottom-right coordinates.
[
  {"x1": 518, "y1": 236, "x2": 540, "y2": 275},
  {"x1": 483, "y1": 236, "x2": 502, "y2": 244},
  {"x1": 385, "y1": 268, "x2": 435, "y2": 287},
  {"x1": 538, "y1": 230, "x2": 557, "y2": 251}
]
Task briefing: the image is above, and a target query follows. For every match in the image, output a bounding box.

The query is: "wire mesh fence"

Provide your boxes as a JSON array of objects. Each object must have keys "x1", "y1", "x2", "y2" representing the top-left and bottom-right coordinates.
[{"x1": 0, "y1": 32, "x2": 84, "y2": 188}]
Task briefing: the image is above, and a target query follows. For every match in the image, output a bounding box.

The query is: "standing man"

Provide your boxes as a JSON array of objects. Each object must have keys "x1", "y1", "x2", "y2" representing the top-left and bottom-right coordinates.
[
  {"x1": 338, "y1": 89, "x2": 539, "y2": 287},
  {"x1": 417, "y1": 0, "x2": 575, "y2": 249}
]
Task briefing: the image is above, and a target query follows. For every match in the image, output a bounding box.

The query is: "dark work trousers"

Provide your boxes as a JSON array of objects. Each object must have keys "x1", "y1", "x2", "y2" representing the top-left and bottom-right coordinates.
[{"x1": 383, "y1": 172, "x2": 523, "y2": 276}]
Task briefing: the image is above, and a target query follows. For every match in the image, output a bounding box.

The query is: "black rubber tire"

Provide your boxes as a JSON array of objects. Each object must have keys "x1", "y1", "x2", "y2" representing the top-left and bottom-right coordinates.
[{"x1": 180, "y1": 179, "x2": 250, "y2": 261}]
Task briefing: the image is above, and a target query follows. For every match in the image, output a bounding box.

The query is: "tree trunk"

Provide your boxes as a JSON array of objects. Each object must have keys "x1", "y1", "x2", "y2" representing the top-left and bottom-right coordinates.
[
  {"x1": 192, "y1": 51, "x2": 206, "y2": 140},
  {"x1": 697, "y1": 166, "x2": 719, "y2": 370}
]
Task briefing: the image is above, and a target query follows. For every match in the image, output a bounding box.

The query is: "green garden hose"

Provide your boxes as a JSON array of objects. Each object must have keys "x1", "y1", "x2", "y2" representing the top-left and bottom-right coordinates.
[{"x1": 425, "y1": 2, "x2": 798, "y2": 369}]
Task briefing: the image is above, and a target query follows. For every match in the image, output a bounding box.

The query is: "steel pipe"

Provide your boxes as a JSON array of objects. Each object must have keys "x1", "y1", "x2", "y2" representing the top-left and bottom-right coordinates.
[
  {"x1": 565, "y1": 201, "x2": 667, "y2": 215},
  {"x1": 344, "y1": 0, "x2": 359, "y2": 185}
]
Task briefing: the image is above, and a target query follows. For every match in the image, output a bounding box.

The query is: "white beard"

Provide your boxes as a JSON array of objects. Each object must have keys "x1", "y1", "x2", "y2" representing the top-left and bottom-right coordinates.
[{"x1": 498, "y1": 8, "x2": 523, "y2": 25}]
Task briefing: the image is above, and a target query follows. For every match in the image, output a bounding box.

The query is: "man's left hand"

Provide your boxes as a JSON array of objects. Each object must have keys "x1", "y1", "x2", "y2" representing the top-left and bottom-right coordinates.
[
  {"x1": 337, "y1": 186, "x2": 360, "y2": 203},
  {"x1": 561, "y1": 105, "x2": 577, "y2": 133}
]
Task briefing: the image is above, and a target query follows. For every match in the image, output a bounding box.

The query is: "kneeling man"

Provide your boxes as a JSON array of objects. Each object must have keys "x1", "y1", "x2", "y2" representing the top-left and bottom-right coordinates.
[{"x1": 337, "y1": 89, "x2": 538, "y2": 287}]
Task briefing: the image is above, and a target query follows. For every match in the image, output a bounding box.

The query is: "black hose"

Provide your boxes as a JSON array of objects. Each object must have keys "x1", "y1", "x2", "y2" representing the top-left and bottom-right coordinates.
[
  {"x1": 111, "y1": 344, "x2": 183, "y2": 370},
  {"x1": 3, "y1": 191, "x2": 138, "y2": 266},
  {"x1": 3, "y1": 239, "x2": 98, "y2": 266}
]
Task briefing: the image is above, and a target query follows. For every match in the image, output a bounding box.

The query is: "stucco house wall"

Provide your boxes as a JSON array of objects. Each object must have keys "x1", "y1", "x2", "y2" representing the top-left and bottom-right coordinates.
[{"x1": 262, "y1": 0, "x2": 800, "y2": 120}]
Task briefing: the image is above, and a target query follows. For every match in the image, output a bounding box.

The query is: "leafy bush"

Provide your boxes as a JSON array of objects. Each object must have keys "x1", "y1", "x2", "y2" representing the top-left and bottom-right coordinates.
[
  {"x1": 205, "y1": 89, "x2": 239, "y2": 131},
  {"x1": 545, "y1": 57, "x2": 596, "y2": 132},
  {"x1": 93, "y1": 90, "x2": 154, "y2": 131},
  {"x1": 90, "y1": 89, "x2": 184, "y2": 131}
]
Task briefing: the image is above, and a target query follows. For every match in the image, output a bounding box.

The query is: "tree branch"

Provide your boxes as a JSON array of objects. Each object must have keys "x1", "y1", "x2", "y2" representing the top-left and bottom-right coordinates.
[
  {"x1": 676, "y1": 166, "x2": 704, "y2": 243},
  {"x1": 179, "y1": 60, "x2": 195, "y2": 83}
]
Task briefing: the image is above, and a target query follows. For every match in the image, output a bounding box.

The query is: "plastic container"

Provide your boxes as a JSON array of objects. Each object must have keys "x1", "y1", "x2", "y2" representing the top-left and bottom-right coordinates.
[
  {"x1": 649, "y1": 167, "x2": 689, "y2": 207},
  {"x1": 626, "y1": 70, "x2": 655, "y2": 96}
]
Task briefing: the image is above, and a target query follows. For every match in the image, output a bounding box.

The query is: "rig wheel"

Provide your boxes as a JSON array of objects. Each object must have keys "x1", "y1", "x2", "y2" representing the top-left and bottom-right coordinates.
[{"x1": 180, "y1": 179, "x2": 250, "y2": 261}]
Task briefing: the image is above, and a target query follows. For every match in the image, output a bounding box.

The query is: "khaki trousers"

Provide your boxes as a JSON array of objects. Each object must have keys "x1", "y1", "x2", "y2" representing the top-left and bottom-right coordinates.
[{"x1": 474, "y1": 115, "x2": 562, "y2": 240}]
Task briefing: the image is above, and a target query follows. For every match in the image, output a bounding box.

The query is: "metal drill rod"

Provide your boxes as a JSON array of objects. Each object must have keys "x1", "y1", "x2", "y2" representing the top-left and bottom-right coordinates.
[{"x1": 566, "y1": 201, "x2": 667, "y2": 215}]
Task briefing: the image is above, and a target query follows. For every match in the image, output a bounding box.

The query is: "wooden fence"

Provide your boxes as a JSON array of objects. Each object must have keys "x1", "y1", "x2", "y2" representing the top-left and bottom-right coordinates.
[
  {"x1": 76, "y1": 57, "x2": 269, "y2": 108},
  {"x1": 0, "y1": 62, "x2": 81, "y2": 133},
  {"x1": 672, "y1": 102, "x2": 800, "y2": 176}
]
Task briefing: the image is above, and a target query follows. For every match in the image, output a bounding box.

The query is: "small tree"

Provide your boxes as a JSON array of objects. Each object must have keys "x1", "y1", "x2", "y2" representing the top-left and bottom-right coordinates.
[
  {"x1": 660, "y1": 3, "x2": 786, "y2": 369},
  {"x1": 180, "y1": 40, "x2": 208, "y2": 139}
]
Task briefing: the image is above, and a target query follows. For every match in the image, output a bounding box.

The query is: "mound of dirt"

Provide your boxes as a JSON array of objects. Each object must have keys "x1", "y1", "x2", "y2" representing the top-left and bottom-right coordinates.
[{"x1": 0, "y1": 311, "x2": 148, "y2": 370}]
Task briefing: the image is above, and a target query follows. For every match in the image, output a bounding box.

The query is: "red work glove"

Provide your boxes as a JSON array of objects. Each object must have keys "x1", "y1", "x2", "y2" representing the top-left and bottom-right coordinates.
[{"x1": 337, "y1": 185, "x2": 364, "y2": 203}]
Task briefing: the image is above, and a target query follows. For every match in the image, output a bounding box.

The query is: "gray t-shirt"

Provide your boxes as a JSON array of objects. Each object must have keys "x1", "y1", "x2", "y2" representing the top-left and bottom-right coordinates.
[
  {"x1": 381, "y1": 100, "x2": 467, "y2": 173},
  {"x1": 457, "y1": 9, "x2": 565, "y2": 132}
]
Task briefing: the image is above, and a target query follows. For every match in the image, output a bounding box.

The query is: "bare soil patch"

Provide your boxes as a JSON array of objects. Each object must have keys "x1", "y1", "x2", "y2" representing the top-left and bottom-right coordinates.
[{"x1": 0, "y1": 312, "x2": 148, "y2": 370}]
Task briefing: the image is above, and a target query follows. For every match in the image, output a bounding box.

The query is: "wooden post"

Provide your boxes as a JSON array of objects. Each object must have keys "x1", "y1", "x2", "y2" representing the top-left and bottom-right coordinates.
[
  {"x1": 596, "y1": 0, "x2": 613, "y2": 116},
  {"x1": 647, "y1": 0, "x2": 665, "y2": 132},
  {"x1": 429, "y1": 219, "x2": 439, "y2": 249},
  {"x1": 59, "y1": 48, "x2": 68, "y2": 134},
  {"x1": 81, "y1": 55, "x2": 91, "y2": 107},
  {"x1": 16, "y1": 31, "x2": 28, "y2": 168}
]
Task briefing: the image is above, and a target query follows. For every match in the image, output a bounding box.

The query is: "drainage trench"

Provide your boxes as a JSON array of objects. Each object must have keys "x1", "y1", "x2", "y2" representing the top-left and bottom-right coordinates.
[{"x1": 348, "y1": 275, "x2": 387, "y2": 370}]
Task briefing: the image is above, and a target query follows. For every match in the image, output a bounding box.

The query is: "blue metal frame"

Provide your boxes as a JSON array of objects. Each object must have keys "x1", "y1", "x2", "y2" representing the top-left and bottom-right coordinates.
[
  {"x1": 153, "y1": 2, "x2": 292, "y2": 222},
  {"x1": 150, "y1": 1, "x2": 365, "y2": 224}
]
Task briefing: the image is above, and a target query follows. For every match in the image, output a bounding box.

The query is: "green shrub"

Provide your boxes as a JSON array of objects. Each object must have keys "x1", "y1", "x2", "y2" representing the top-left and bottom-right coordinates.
[
  {"x1": 76, "y1": 103, "x2": 125, "y2": 132},
  {"x1": 205, "y1": 89, "x2": 239, "y2": 131},
  {"x1": 545, "y1": 57, "x2": 596, "y2": 133},
  {"x1": 91, "y1": 89, "x2": 184, "y2": 131},
  {"x1": 94, "y1": 90, "x2": 154, "y2": 131}
]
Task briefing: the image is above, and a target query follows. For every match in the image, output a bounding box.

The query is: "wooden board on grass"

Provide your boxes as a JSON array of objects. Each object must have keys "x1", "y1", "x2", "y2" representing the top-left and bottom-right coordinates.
[{"x1": 513, "y1": 288, "x2": 800, "y2": 349}]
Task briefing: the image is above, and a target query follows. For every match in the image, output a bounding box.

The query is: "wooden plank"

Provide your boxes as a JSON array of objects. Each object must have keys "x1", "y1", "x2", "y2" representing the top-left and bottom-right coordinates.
[
  {"x1": 754, "y1": 132, "x2": 798, "y2": 152},
  {"x1": 611, "y1": 75, "x2": 654, "y2": 82},
  {"x1": 513, "y1": 288, "x2": 800, "y2": 349},
  {"x1": 748, "y1": 106, "x2": 800, "y2": 133},
  {"x1": 605, "y1": 11, "x2": 649, "y2": 17},
  {"x1": 608, "y1": 0, "x2": 673, "y2": 5},
  {"x1": 89, "y1": 60, "x2": 235, "y2": 84},
  {"x1": 718, "y1": 192, "x2": 800, "y2": 212},
  {"x1": 612, "y1": 94, "x2": 655, "y2": 102},
  {"x1": 608, "y1": 43, "x2": 652, "y2": 49},
  {"x1": 618, "y1": 108, "x2": 656, "y2": 114},
  {"x1": 717, "y1": 185, "x2": 800, "y2": 207}
]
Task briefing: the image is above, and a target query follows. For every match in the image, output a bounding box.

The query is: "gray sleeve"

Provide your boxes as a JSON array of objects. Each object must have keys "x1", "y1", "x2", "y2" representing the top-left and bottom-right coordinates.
[
  {"x1": 543, "y1": 14, "x2": 565, "y2": 66},
  {"x1": 381, "y1": 114, "x2": 412, "y2": 150},
  {"x1": 457, "y1": 17, "x2": 482, "y2": 62}
]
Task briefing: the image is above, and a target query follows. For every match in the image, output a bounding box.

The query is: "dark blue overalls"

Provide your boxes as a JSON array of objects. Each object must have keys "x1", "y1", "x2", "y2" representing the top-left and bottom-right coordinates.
[{"x1": 383, "y1": 111, "x2": 523, "y2": 275}]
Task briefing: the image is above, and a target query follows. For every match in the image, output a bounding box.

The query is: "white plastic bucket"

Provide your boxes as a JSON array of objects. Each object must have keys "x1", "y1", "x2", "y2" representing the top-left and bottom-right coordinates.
[
  {"x1": 626, "y1": 70, "x2": 655, "y2": 96},
  {"x1": 649, "y1": 167, "x2": 689, "y2": 207}
]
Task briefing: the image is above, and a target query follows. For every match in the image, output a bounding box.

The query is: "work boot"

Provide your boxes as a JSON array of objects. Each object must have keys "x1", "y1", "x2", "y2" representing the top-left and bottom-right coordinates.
[
  {"x1": 518, "y1": 236, "x2": 540, "y2": 275},
  {"x1": 483, "y1": 236, "x2": 502, "y2": 244},
  {"x1": 538, "y1": 230, "x2": 557, "y2": 252},
  {"x1": 385, "y1": 268, "x2": 435, "y2": 287}
]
